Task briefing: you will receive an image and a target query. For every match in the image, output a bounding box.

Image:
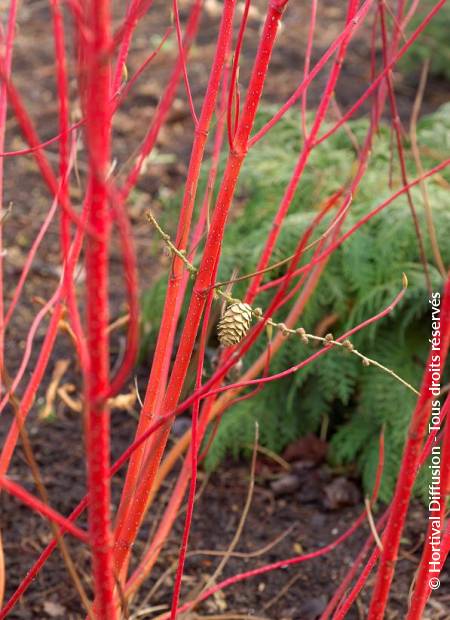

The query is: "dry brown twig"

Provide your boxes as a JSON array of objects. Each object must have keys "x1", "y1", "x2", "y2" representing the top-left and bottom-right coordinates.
[
  {"x1": 138, "y1": 523, "x2": 295, "y2": 616},
  {"x1": 148, "y1": 213, "x2": 419, "y2": 397},
  {"x1": 188, "y1": 524, "x2": 296, "y2": 560},
  {"x1": 409, "y1": 59, "x2": 447, "y2": 278},
  {"x1": 364, "y1": 496, "x2": 384, "y2": 552},
  {"x1": 261, "y1": 569, "x2": 303, "y2": 612},
  {"x1": 107, "y1": 313, "x2": 130, "y2": 334},
  {"x1": 39, "y1": 359, "x2": 70, "y2": 419},
  {"x1": 57, "y1": 383, "x2": 83, "y2": 413},
  {"x1": 197, "y1": 424, "x2": 259, "y2": 597},
  {"x1": 150, "y1": 427, "x2": 261, "y2": 620},
  {"x1": 134, "y1": 477, "x2": 211, "y2": 609}
]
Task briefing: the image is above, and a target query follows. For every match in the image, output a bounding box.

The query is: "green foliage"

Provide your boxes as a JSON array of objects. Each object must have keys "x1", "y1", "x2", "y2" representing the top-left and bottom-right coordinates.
[
  {"x1": 400, "y1": 2, "x2": 450, "y2": 80},
  {"x1": 141, "y1": 104, "x2": 450, "y2": 502},
  {"x1": 140, "y1": 275, "x2": 170, "y2": 359}
]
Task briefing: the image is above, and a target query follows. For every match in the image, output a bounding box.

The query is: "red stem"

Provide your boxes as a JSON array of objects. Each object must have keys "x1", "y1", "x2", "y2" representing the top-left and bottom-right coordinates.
[
  {"x1": 112, "y1": 0, "x2": 154, "y2": 94},
  {"x1": 106, "y1": 186, "x2": 139, "y2": 398},
  {"x1": 0, "y1": 477, "x2": 89, "y2": 543},
  {"x1": 123, "y1": 221, "x2": 389, "y2": 595},
  {"x1": 0, "y1": 499, "x2": 88, "y2": 619},
  {"x1": 333, "y1": 543, "x2": 381, "y2": 619},
  {"x1": 3, "y1": 190, "x2": 59, "y2": 330},
  {"x1": 249, "y1": 0, "x2": 376, "y2": 147},
  {"x1": 113, "y1": 0, "x2": 236, "y2": 577},
  {"x1": 321, "y1": 429, "x2": 386, "y2": 619},
  {"x1": 0, "y1": 27, "x2": 171, "y2": 160},
  {"x1": 367, "y1": 276, "x2": 450, "y2": 618},
  {"x1": 82, "y1": 1, "x2": 116, "y2": 615},
  {"x1": 120, "y1": 118, "x2": 381, "y2": 590},
  {"x1": 3, "y1": 148, "x2": 440, "y2": 605},
  {"x1": 0, "y1": 0, "x2": 18, "y2": 403},
  {"x1": 165, "y1": 509, "x2": 371, "y2": 619},
  {"x1": 114, "y1": 0, "x2": 289, "y2": 582},
  {"x1": 246, "y1": 0, "x2": 359, "y2": 302},
  {"x1": 406, "y1": 391, "x2": 450, "y2": 617},
  {"x1": 315, "y1": 0, "x2": 447, "y2": 148},
  {"x1": 170, "y1": 289, "x2": 214, "y2": 618},
  {"x1": 378, "y1": 0, "x2": 431, "y2": 292},
  {"x1": 0, "y1": 190, "x2": 89, "y2": 474},
  {"x1": 259, "y1": 157, "x2": 450, "y2": 292},
  {"x1": 173, "y1": 0, "x2": 198, "y2": 125},
  {"x1": 301, "y1": 0, "x2": 318, "y2": 139},
  {"x1": 227, "y1": 0, "x2": 250, "y2": 148},
  {"x1": 50, "y1": 0, "x2": 89, "y2": 371},
  {"x1": 120, "y1": 0, "x2": 202, "y2": 199}
]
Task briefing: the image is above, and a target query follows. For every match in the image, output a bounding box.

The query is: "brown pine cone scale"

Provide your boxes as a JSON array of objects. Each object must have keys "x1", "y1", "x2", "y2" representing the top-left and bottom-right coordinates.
[{"x1": 217, "y1": 302, "x2": 253, "y2": 346}]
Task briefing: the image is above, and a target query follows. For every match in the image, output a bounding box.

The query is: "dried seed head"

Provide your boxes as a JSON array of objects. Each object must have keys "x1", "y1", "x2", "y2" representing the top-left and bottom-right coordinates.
[
  {"x1": 343, "y1": 339, "x2": 354, "y2": 352},
  {"x1": 279, "y1": 323, "x2": 289, "y2": 336},
  {"x1": 254, "y1": 307, "x2": 263, "y2": 319},
  {"x1": 296, "y1": 327, "x2": 309, "y2": 344},
  {"x1": 324, "y1": 333, "x2": 334, "y2": 345},
  {"x1": 217, "y1": 302, "x2": 253, "y2": 346},
  {"x1": 362, "y1": 357, "x2": 370, "y2": 367}
]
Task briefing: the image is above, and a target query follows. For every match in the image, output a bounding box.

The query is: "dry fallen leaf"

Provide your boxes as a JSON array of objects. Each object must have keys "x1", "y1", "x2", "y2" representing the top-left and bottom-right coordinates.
[
  {"x1": 39, "y1": 359, "x2": 70, "y2": 419},
  {"x1": 107, "y1": 391, "x2": 137, "y2": 412},
  {"x1": 43, "y1": 600, "x2": 66, "y2": 617},
  {"x1": 57, "y1": 383, "x2": 83, "y2": 413}
]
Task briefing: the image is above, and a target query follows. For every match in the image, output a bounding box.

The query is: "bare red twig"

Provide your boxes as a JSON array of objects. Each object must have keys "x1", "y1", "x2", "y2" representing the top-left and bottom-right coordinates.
[
  {"x1": 81, "y1": 1, "x2": 116, "y2": 615},
  {"x1": 0, "y1": 476, "x2": 89, "y2": 543},
  {"x1": 113, "y1": 0, "x2": 236, "y2": 579},
  {"x1": 368, "y1": 276, "x2": 450, "y2": 618},
  {"x1": 406, "y1": 395, "x2": 450, "y2": 617}
]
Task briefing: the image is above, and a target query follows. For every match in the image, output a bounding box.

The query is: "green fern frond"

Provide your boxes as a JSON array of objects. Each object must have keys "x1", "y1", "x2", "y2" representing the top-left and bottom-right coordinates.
[{"x1": 141, "y1": 104, "x2": 450, "y2": 501}]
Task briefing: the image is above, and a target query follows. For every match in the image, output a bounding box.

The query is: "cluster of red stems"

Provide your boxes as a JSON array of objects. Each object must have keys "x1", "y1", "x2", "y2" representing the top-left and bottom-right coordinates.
[{"x1": 0, "y1": 0, "x2": 449, "y2": 618}]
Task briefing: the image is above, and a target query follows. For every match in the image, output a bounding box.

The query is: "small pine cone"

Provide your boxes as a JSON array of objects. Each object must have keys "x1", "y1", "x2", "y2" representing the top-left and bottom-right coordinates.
[{"x1": 217, "y1": 302, "x2": 253, "y2": 346}]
